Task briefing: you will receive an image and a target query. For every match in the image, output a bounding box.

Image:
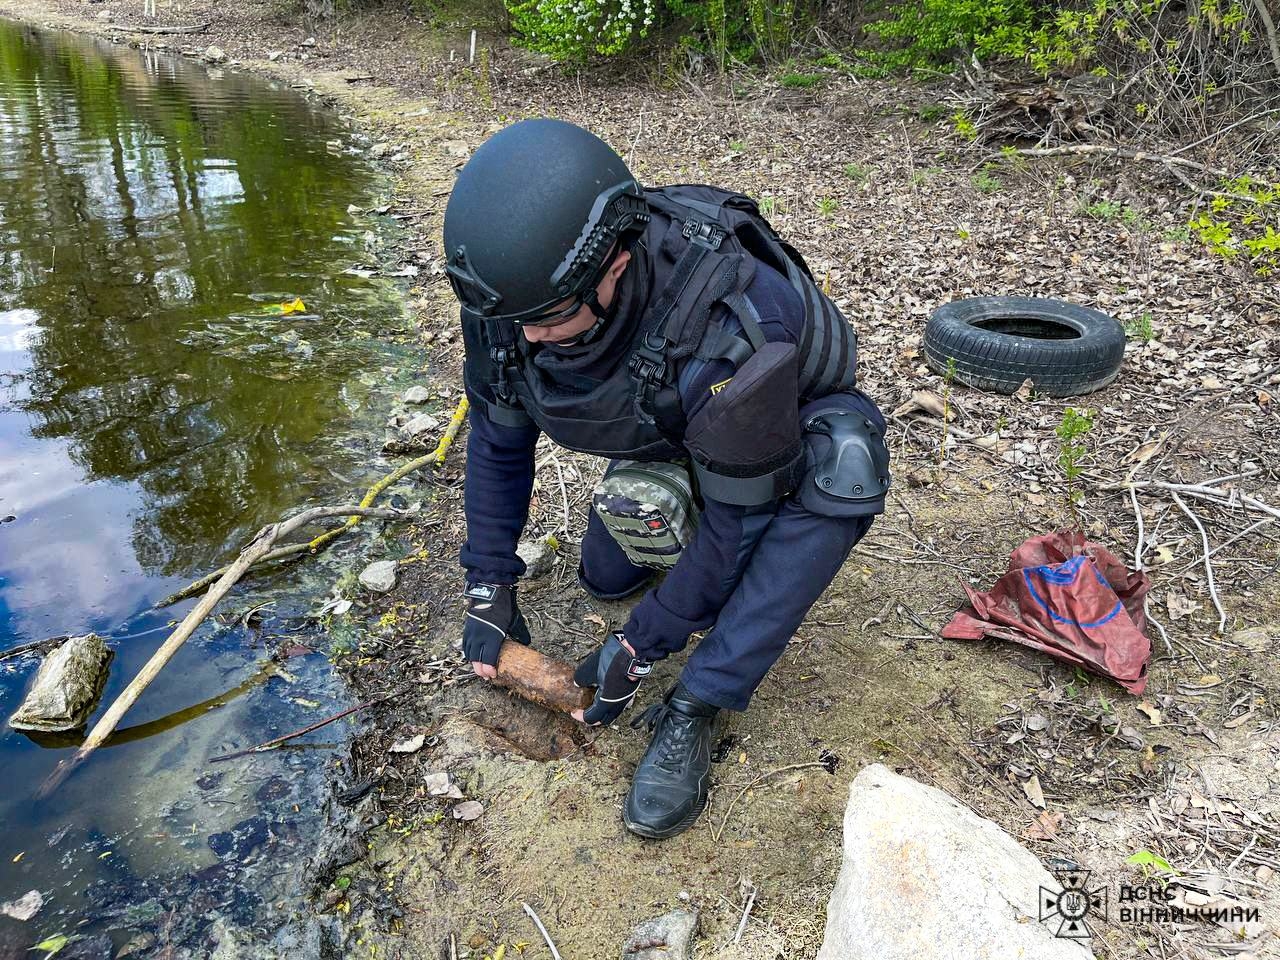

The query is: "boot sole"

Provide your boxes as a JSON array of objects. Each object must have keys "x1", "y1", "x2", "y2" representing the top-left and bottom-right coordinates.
[{"x1": 622, "y1": 791, "x2": 708, "y2": 840}]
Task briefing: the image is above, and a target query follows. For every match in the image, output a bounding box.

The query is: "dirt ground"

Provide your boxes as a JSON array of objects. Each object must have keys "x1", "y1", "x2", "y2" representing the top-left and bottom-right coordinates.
[{"x1": 4, "y1": 1, "x2": 1278, "y2": 957}]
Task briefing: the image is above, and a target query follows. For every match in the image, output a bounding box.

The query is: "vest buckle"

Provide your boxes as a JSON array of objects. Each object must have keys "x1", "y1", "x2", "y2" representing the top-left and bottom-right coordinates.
[{"x1": 681, "y1": 218, "x2": 726, "y2": 250}]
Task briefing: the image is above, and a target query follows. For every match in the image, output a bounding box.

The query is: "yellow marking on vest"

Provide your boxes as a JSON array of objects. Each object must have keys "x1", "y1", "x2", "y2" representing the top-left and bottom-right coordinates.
[{"x1": 709, "y1": 377, "x2": 733, "y2": 396}]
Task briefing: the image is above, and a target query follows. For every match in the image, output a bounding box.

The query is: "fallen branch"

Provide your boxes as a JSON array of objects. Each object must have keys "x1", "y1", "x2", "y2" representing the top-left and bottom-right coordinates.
[
  {"x1": 0, "y1": 634, "x2": 69, "y2": 663},
  {"x1": 1252, "y1": 0, "x2": 1280, "y2": 79},
  {"x1": 209, "y1": 684, "x2": 408, "y2": 763},
  {"x1": 36, "y1": 504, "x2": 413, "y2": 798},
  {"x1": 1100, "y1": 478, "x2": 1280, "y2": 521},
  {"x1": 1006, "y1": 144, "x2": 1228, "y2": 177},
  {"x1": 1172, "y1": 492, "x2": 1228, "y2": 633},
  {"x1": 108, "y1": 21, "x2": 212, "y2": 34},
  {"x1": 1127, "y1": 485, "x2": 1173, "y2": 658},
  {"x1": 158, "y1": 397, "x2": 470, "y2": 607},
  {"x1": 522, "y1": 903, "x2": 563, "y2": 960},
  {"x1": 733, "y1": 882, "x2": 758, "y2": 945}
]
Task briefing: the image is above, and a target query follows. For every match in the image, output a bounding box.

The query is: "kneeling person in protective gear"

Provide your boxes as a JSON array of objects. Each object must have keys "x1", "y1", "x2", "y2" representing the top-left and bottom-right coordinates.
[{"x1": 445, "y1": 117, "x2": 891, "y2": 841}]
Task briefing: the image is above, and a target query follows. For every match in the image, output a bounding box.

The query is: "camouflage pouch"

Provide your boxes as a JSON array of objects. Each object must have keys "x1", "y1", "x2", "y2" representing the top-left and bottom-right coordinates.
[{"x1": 591, "y1": 460, "x2": 701, "y2": 569}]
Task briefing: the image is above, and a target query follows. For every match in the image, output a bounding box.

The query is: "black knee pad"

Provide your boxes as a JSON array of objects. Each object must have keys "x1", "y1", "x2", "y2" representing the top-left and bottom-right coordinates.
[{"x1": 795, "y1": 397, "x2": 891, "y2": 517}]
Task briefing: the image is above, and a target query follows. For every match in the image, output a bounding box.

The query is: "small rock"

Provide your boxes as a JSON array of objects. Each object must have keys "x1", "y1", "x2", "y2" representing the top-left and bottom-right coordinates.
[
  {"x1": 452, "y1": 800, "x2": 484, "y2": 821},
  {"x1": 301, "y1": 36, "x2": 317, "y2": 46},
  {"x1": 358, "y1": 560, "x2": 397, "y2": 594},
  {"x1": 517, "y1": 538, "x2": 555, "y2": 579},
  {"x1": 389, "y1": 733, "x2": 426, "y2": 754},
  {"x1": 267, "y1": 50, "x2": 283, "y2": 61},
  {"x1": 96, "y1": 9, "x2": 112, "y2": 20},
  {"x1": 202, "y1": 45, "x2": 226, "y2": 63},
  {"x1": 402, "y1": 385, "x2": 432, "y2": 405},
  {"x1": 1025, "y1": 714, "x2": 1050, "y2": 731},
  {"x1": 622, "y1": 909, "x2": 698, "y2": 960},
  {"x1": 0, "y1": 890, "x2": 42, "y2": 921},
  {"x1": 400, "y1": 413, "x2": 440, "y2": 437},
  {"x1": 368, "y1": 142, "x2": 391, "y2": 159},
  {"x1": 9, "y1": 634, "x2": 113, "y2": 732},
  {"x1": 425, "y1": 772, "x2": 465, "y2": 799}
]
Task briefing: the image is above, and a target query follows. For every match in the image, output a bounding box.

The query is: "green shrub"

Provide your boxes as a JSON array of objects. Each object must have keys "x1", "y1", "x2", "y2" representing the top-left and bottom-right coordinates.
[{"x1": 506, "y1": 0, "x2": 658, "y2": 58}]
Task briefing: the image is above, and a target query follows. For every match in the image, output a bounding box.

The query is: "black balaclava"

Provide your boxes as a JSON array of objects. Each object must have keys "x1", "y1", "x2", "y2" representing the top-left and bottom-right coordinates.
[{"x1": 529, "y1": 233, "x2": 653, "y2": 388}]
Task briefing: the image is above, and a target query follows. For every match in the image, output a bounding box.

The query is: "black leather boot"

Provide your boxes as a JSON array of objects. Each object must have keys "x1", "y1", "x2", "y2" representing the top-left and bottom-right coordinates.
[{"x1": 623, "y1": 681, "x2": 720, "y2": 839}]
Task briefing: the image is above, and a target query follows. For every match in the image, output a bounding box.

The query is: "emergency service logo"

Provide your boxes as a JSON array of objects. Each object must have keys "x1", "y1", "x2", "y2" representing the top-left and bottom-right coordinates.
[{"x1": 1039, "y1": 867, "x2": 1108, "y2": 939}]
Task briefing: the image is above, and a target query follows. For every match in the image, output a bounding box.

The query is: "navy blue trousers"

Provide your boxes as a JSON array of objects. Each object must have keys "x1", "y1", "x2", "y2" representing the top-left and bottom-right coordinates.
[{"x1": 579, "y1": 487, "x2": 875, "y2": 711}]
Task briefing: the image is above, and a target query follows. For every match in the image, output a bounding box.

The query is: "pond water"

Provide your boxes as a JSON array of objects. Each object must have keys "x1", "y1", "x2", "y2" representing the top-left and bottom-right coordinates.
[{"x1": 0, "y1": 21, "x2": 416, "y2": 955}]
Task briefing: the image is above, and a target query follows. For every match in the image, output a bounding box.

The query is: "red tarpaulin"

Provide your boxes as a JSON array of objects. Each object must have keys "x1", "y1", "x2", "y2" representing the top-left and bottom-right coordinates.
[{"x1": 941, "y1": 531, "x2": 1153, "y2": 694}]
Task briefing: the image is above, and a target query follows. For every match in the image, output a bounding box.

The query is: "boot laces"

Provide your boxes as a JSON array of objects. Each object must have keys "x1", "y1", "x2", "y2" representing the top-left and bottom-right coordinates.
[{"x1": 632, "y1": 702, "x2": 698, "y2": 774}]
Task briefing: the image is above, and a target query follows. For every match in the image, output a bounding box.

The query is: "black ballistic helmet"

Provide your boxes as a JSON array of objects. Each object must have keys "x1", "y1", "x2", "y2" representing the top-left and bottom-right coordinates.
[{"x1": 443, "y1": 118, "x2": 650, "y2": 323}]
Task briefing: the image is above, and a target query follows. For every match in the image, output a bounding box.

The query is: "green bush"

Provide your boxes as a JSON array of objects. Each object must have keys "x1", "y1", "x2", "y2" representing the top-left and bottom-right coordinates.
[
  {"x1": 505, "y1": 0, "x2": 805, "y2": 64},
  {"x1": 505, "y1": 0, "x2": 658, "y2": 58}
]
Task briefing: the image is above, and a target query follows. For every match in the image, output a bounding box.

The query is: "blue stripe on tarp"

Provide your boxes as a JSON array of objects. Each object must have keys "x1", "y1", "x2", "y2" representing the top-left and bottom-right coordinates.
[{"x1": 1021, "y1": 556, "x2": 1124, "y2": 630}]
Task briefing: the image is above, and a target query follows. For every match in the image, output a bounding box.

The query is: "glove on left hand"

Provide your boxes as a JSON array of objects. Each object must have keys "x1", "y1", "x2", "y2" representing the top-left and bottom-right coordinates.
[{"x1": 573, "y1": 631, "x2": 652, "y2": 726}]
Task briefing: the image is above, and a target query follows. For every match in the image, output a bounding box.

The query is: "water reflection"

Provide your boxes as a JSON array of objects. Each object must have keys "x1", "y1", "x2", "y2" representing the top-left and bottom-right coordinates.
[
  {"x1": 0, "y1": 20, "x2": 401, "y2": 601},
  {"x1": 0, "y1": 20, "x2": 409, "y2": 952}
]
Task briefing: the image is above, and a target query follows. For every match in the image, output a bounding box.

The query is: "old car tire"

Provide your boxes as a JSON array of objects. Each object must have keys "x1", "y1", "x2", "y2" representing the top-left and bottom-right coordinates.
[{"x1": 923, "y1": 296, "x2": 1126, "y2": 397}]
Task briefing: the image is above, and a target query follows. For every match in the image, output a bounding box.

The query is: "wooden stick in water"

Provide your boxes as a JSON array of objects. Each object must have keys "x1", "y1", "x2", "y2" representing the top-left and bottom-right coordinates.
[{"x1": 35, "y1": 504, "x2": 412, "y2": 798}]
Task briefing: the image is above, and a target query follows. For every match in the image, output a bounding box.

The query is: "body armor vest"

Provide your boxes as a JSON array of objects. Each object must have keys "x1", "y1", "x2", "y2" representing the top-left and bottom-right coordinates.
[{"x1": 462, "y1": 184, "x2": 861, "y2": 502}]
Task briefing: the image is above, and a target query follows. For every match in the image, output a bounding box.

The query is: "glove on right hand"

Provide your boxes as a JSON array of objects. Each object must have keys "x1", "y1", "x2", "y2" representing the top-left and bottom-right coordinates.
[
  {"x1": 573, "y1": 631, "x2": 652, "y2": 726},
  {"x1": 462, "y1": 582, "x2": 531, "y2": 671}
]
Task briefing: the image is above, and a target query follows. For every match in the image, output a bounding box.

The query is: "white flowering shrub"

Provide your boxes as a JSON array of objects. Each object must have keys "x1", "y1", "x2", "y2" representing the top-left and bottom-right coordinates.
[{"x1": 506, "y1": 0, "x2": 658, "y2": 58}]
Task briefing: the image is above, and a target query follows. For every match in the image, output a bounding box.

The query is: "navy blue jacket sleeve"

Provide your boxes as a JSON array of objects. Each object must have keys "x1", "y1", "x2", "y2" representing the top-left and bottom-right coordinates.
[{"x1": 459, "y1": 398, "x2": 541, "y2": 586}]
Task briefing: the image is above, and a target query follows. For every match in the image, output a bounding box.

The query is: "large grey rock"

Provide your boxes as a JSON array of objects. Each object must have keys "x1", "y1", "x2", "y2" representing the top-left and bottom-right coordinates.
[
  {"x1": 358, "y1": 560, "x2": 398, "y2": 594},
  {"x1": 202, "y1": 46, "x2": 227, "y2": 64},
  {"x1": 817, "y1": 763, "x2": 1095, "y2": 960},
  {"x1": 622, "y1": 908, "x2": 697, "y2": 960},
  {"x1": 9, "y1": 634, "x2": 113, "y2": 732}
]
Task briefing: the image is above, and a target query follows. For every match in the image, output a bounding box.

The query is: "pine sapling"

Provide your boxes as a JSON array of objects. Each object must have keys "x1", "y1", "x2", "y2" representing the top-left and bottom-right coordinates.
[
  {"x1": 1055, "y1": 406, "x2": 1094, "y2": 532},
  {"x1": 939, "y1": 356, "x2": 957, "y2": 466}
]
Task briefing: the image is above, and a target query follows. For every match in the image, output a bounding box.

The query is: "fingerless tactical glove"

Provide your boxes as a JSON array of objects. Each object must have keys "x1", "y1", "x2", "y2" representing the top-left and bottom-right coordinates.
[
  {"x1": 573, "y1": 631, "x2": 652, "y2": 726},
  {"x1": 462, "y1": 582, "x2": 531, "y2": 669}
]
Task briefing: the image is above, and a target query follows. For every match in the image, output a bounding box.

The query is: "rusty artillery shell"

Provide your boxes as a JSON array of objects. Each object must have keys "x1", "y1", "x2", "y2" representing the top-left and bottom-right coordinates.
[{"x1": 494, "y1": 642, "x2": 594, "y2": 715}]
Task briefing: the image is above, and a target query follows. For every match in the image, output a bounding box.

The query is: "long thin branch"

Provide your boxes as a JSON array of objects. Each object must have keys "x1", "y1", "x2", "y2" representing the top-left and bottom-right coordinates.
[
  {"x1": 1251, "y1": 0, "x2": 1280, "y2": 78},
  {"x1": 0, "y1": 635, "x2": 69, "y2": 663},
  {"x1": 1171, "y1": 492, "x2": 1228, "y2": 633},
  {"x1": 36, "y1": 504, "x2": 413, "y2": 798},
  {"x1": 1100, "y1": 479, "x2": 1280, "y2": 521},
  {"x1": 209, "y1": 686, "x2": 408, "y2": 763},
  {"x1": 522, "y1": 903, "x2": 563, "y2": 960},
  {"x1": 1008, "y1": 144, "x2": 1228, "y2": 177},
  {"x1": 712, "y1": 762, "x2": 826, "y2": 842},
  {"x1": 108, "y1": 21, "x2": 212, "y2": 34},
  {"x1": 1169, "y1": 105, "x2": 1280, "y2": 156},
  {"x1": 1128, "y1": 485, "x2": 1173, "y2": 657}
]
